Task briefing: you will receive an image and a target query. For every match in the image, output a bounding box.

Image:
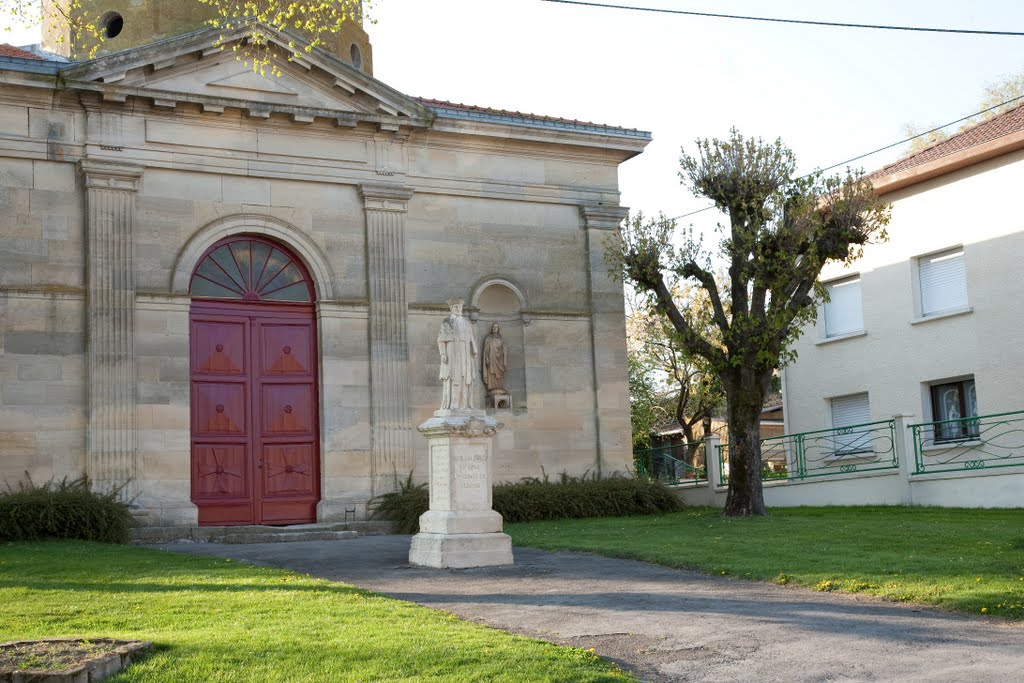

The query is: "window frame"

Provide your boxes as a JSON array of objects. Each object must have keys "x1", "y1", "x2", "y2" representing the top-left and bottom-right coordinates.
[
  {"x1": 828, "y1": 392, "x2": 873, "y2": 457},
  {"x1": 912, "y1": 246, "x2": 970, "y2": 320},
  {"x1": 928, "y1": 377, "x2": 979, "y2": 443},
  {"x1": 822, "y1": 274, "x2": 865, "y2": 339}
]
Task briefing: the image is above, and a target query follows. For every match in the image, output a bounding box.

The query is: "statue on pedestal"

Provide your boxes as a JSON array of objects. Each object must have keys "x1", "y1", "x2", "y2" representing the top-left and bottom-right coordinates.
[
  {"x1": 437, "y1": 298, "x2": 477, "y2": 411},
  {"x1": 411, "y1": 298, "x2": 513, "y2": 569}
]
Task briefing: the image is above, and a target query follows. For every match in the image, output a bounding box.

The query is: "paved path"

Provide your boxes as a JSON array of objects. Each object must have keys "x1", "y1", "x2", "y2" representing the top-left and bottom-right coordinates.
[{"x1": 157, "y1": 536, "x2": 1024, "y2": 682}]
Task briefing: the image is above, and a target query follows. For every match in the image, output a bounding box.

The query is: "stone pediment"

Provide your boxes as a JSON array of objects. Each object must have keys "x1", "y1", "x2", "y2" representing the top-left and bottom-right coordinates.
[{"x1": 59, "y1": 23, "x2": 434, "y2": 128}]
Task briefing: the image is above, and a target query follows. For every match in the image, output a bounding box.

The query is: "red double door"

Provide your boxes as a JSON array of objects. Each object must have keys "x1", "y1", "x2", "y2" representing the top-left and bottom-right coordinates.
[{"x1": 190, "y1": 300, "x2": 320, "y2": 525}]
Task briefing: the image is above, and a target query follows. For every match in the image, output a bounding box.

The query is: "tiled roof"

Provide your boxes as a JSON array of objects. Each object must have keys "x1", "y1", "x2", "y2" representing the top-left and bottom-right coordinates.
[
  {"x1": 0, "y1": 43, "x2": 43, "y2": 60},
  {"x1": 869, "y1": 101, "x2": 1024, "y2": 181},
  {"x1": 414, "y1": 97, "x2": 651, "y2": 139}
]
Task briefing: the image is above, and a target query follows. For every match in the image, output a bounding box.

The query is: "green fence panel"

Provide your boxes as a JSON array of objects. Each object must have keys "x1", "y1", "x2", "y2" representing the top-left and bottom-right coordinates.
[
  {"x1": 910, "y1": 409, "x2": 1024, "y2": 475},
  {"x1": 717, "y1": 419, "x2": 899, "y2": 485},
  {"x1": 633, "y1": 442, "x2": 707, "y2": 484}
]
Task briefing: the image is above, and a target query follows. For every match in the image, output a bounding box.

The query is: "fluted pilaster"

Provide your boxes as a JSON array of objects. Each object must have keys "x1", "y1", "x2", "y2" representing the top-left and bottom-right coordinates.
[
  {"x1": 81, "y1": 160, "x2": 143, "y2": 497},
  {"x1": 360, "y1": 183, "x2": 415, "y2": 494}
]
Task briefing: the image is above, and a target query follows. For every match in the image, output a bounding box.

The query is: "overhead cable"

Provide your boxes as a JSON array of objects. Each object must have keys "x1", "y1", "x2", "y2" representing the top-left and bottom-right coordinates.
[
  {"x1": 669, "y1": 93, "x2": 1024, "y2": 221},
  {"x1": 542, "y1": 0, "x2": 1024, "y2": 37}
]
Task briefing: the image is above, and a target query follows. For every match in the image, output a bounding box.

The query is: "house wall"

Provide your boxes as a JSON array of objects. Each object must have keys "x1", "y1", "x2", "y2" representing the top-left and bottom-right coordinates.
[
  {"x1": 0, "y1": 80, "x2": 636, "y2": 523},
  {"x1": 765, "y1": 149, "x2": 1024, "y2": 507},
  {"x1": 784, "y1": 150, "x2": 1024, "y2": 438}
]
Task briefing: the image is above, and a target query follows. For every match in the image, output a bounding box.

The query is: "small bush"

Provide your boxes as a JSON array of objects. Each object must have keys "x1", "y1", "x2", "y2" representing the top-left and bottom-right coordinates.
[
  {"x1": 494, "y1": 472, "x2": 681, "y2": 523},
  {"x1": 0, "y1": 475, "x2": 134, "y2": 543},
  {"x1": 369, "y1": 470, "x2": 681, "y2": 533},
  {"x1": 368, "y1": 473, "x2": 429, "y2": 534}
]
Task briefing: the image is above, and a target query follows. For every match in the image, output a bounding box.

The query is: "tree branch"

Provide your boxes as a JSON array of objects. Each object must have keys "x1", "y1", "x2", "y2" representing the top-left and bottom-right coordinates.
[
  {"x1": 681, "y1": 260, "x2": 729, "y2": 333},
  {"x1": 647, "y1": 271, "x2": 728, "y2": 369}
]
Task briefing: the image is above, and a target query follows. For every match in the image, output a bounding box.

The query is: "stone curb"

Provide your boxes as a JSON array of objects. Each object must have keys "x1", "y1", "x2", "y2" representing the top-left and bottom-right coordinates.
[{"x1": 0, "y1": 639, "x2": 151, "y2": 683}]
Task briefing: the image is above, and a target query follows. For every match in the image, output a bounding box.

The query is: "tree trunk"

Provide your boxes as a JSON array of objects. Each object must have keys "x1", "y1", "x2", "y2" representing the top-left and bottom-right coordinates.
[{"x1": 723, "y1": 377, "x2": 768, "y2": 516}]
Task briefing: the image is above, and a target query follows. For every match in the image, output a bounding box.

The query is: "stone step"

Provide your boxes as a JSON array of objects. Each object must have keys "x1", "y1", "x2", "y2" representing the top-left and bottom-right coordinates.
[
  {"x1": 218, "y1": 530, "x2": 358, "y2": 544},
  {"x1": 130, "y1": 520, "x2": 396, "y2": 544}
]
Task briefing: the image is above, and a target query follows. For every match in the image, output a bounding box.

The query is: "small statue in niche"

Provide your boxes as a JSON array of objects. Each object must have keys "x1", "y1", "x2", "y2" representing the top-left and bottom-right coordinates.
[
  {"x1": 437, "y1": 298, "x2": 477, "y2": 410},
  {"x1": 482, "y1": 322, "x2": 512, "y2": 409}
]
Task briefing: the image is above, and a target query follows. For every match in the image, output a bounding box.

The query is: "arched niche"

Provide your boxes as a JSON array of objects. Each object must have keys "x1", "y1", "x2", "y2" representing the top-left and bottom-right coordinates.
[{"x1": 470, "y1": 278, "x2": 528, "y2": 411}]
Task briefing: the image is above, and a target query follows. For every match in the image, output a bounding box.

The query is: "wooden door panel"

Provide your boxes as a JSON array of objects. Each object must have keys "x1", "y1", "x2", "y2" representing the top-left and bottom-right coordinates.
[
  {"x1": 262, "y1": 384, "x2": 315, "y2": 435},
  {"x1": 191, "y1": 320, "x2": 246, "y2": 375},
  {"x1": 191, "y1": 301, "x2": 318, "y2": 526},
  {"x1": 260, "y1": 324, "x2": 313, "y2": 375},
  {"x1": 193, "y1": 383, "x2": 246, "y2": 434},
  {"x1": 262, "y1": 444, "x2": 316, "y2": 497},
  {"x1": 192, "y1": 444, "x2": 249, "y2": 499}
]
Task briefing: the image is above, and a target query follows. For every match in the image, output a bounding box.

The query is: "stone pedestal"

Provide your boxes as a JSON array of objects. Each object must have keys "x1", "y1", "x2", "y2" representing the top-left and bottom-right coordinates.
[{"x1": 408, "y1": 411, "x2": 513, "y2": 568}]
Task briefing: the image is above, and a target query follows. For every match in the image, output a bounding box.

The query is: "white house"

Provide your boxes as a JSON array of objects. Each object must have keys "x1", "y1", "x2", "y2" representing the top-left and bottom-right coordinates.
[
  {"x1": 678, "y1": 104, "x2": 1024, "y2": 509},
  {"x1": 776, "y1": 102, "x2": 1024, "y2": 507}
]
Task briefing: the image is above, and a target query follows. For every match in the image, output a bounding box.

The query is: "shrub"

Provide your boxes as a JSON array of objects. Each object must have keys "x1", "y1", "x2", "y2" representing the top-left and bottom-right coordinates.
[
  {"x1": 493, "y1": 471, "x2": 681, "y2": 523},
  {"x1": 369, "y1": 471, "x2": 680, "y2": 533},
  {"x1": 368, "y1": 473, "x2": 429, "y2": 534},
  {"x1": 0, "y1": 475, "x2": 134, "y2": 543}
]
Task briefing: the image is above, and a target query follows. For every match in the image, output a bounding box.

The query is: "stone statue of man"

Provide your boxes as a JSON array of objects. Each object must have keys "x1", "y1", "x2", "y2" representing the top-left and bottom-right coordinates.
[
  {"x1": 437, "y1": 298, "x2": 477, "y2": 410},
  {"x1": 481, "y1": 322, "x2": 508, "y2": 396}
]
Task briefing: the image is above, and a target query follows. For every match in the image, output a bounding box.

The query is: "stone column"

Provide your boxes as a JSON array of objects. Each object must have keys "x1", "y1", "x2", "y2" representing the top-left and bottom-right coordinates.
[
  {"x1": 360, "y1": 183, "x2": 415, "y2": 495},
  {"x1": 409, "y1": 410, "x2": 513, "y2": 568},
  {"x1": 580, "y1": 205, "x2": 631, "y2": 476},
  {"x1": 80, "y1": 160, "x2": 143, "y2": 496}
]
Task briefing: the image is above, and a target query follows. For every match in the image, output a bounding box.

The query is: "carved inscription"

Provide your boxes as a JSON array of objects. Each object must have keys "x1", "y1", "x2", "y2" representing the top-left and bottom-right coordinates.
[
  {"x1": 430, "y1": 444, "x2": 450, "y2": 509},
  {"x1": 452, "y1": 445, "x2": 489, "y2": 510},
  {"x1": 455, "y1": 453, "x2": 487, "y2": 489}
]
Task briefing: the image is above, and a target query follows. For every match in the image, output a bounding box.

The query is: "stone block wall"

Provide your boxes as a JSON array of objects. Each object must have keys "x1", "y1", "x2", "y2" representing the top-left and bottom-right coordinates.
[
  {"x1": 0, "y1": 151, "x2": 87, "y2": 489},
  {"x1": 0, "y1": 82, "x2": 639, "y2": 522}
]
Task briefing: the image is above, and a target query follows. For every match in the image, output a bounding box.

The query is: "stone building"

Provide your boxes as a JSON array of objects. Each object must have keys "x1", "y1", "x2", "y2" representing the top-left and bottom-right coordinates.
[{"x1": 0, "y1": 6, "x2": 649, "y2": 525}]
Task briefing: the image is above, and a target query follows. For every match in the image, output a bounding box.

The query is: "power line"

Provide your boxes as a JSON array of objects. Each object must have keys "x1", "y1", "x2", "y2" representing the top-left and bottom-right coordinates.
[
  {"x1": 668, "y1": 94, "x2": 1024, "y2": 221},
  {"x1": 542, "y1": 0, "x2": 1024, "y2": 37}
]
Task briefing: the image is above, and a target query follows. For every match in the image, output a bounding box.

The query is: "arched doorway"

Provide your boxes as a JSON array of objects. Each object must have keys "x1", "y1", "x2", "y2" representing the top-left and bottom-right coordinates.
[{"x1": 188, "y1": 235, "x2": 320, "y2": 525}]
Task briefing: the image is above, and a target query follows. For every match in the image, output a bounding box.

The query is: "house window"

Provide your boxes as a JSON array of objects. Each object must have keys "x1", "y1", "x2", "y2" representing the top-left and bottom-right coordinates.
[
  {"x1": 823, "y1": 276, "x2": 863, "y2": 337},
  {"x1": 830, "y1": 393, "x2": 871, "y2": 455},
  {"x1": 918, "y1": 248, "x2": 968, "y2": 316},
  {"x1": 930, "y1": 378, "x2": 979, "y2": 441}
]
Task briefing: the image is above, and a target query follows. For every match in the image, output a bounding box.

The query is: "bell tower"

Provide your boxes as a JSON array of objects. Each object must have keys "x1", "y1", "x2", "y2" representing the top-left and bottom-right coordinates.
[{"x1": 41, "y1": 0, "x2": 373, "y2": 75}]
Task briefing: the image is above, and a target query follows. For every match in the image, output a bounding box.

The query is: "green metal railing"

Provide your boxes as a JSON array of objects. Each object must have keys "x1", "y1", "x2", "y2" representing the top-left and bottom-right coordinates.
[
  {"x1": 634, "y1": 442, "x2": 707, "y2": 484},
  {"x1": 911, "y1": 409, "x2": 1024, "y2": 475},
  {"x1": 717, "y1": 419, "x2": 899, "y2": 485}
]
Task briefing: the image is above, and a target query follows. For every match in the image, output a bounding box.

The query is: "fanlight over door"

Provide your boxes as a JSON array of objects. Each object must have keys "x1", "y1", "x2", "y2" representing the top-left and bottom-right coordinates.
[
  {"x1": 188, "y1": 235, "x2": 319, "y2": 526},
  {"x1": 190, "y1": 237, "x2": 313, "y2": 302}
]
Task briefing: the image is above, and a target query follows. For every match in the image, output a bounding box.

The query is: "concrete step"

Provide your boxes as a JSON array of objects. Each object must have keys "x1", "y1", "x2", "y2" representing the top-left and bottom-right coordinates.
[{"x1": 130, "y1": 520, "x2": 396, "y2": 545}]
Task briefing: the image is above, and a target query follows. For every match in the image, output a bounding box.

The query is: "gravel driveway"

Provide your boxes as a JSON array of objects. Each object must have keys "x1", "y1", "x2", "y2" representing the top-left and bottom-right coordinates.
[{"x1": 156, "y1": 536, "x2": 1024, "y2": 682}]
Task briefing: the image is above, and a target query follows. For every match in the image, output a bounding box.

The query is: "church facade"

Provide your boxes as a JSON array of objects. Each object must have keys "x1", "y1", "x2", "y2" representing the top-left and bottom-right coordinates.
[{"x1": 0, "y1": 12, "x2": 648, "y2": 525}]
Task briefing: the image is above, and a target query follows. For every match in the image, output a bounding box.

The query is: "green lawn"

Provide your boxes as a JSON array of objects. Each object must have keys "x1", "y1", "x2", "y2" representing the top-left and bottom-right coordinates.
[
  {"x1": 0, "y1": 541, "x2": 632, "y2": 682},
  {"x1": 506, "y1": 506, "x2": 1024, "y2": 618}
]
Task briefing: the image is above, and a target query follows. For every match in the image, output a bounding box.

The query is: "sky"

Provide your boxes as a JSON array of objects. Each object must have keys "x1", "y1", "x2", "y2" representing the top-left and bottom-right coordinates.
[{"x1": 4, "y1": 0, "x2": 1024, "y2": 234}]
